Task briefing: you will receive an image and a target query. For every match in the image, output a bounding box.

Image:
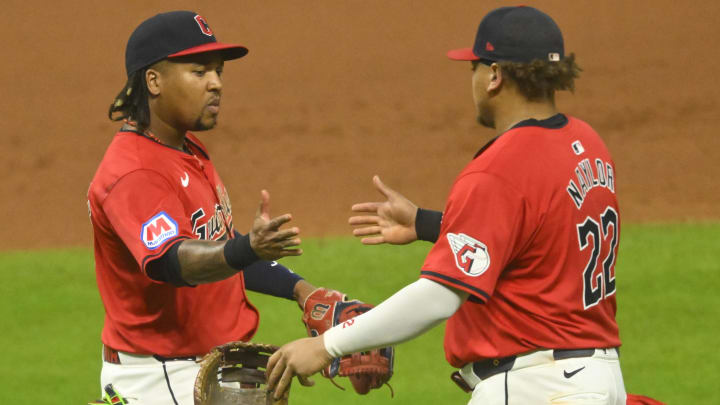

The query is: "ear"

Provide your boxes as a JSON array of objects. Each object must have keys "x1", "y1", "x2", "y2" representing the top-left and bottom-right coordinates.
[
  {"x1": 486, "y1": 63, "x2": 503, "y2": 93},
  {"x1": 146, "y1": 68, "x2": 162, "y2": 97}
]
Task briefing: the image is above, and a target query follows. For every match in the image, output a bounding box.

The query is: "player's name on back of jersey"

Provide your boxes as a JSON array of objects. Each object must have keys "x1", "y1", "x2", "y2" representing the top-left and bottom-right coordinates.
[{"x1": 566, "y1": 158, "x2": 615, "y2": 209}]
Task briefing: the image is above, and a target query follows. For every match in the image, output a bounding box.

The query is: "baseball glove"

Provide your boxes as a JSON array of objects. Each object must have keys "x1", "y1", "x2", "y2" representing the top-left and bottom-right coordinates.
[
  {"x1": 302, "y1": 288, "x2": 394, "y2": 395},
  {"x1": 194, "y1": 341, "x2": 289, "y2": 405}
]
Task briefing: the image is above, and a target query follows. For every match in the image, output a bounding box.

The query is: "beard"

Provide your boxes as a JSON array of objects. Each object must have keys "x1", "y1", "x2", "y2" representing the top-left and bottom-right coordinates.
[{"x1": 192, "y1": 114, "x2": 217, "y2": 131}]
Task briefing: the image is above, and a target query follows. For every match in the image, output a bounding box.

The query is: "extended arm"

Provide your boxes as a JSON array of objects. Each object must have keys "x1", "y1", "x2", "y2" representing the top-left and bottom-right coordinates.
[
  {"x1": 147, "y1": 190, "x2": 302, "y2": 286},
  {"x1": 149, "y1": 238, "x2": 316, "y2": 306},
  {"x1": 266, "y1": 279, "x2": 467, "y2": 398},
  {"x1": 323, "y1": 278, "x2": 466, "y2": 355}
]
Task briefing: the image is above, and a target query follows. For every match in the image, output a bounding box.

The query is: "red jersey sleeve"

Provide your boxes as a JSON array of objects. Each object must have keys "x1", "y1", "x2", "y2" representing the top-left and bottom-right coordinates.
[
  {"x1": 102, "y1": 169, "x2": 192, "y2": 274},
  {"x1": 420, "y1": 171, "x2": 528, "y2": 302}
]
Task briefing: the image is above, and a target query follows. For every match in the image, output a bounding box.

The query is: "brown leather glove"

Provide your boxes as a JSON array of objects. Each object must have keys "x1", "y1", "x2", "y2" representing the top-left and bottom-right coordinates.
[
  {"x1": 194, "y1": 341, "x2": 289, "y2": 405},
  {"x1": 301, "y1": 288, "x2": 394, "y2": 395}
]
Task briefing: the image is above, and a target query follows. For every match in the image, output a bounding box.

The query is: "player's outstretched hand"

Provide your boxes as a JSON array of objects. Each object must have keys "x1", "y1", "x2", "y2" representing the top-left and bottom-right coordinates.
[
  {"x1": 250, "y1": 190, "x2": 302, "y2": 260},
  {"x1": 266, "y1": 336, "x2": 331, "y2": 400},
  {"x1": 349, "y1": 175, "x2": 418, "y2": 245}
]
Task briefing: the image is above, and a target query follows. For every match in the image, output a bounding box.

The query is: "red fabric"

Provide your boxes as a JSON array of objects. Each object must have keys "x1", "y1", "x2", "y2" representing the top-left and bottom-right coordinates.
[
  {"x1": 168, "y1": 41, "x2": 247, "y2": 59},
  {"x1": 446, "y1": 47, "x2": 480, "y2": 61},
  {"x1": 627, "y1": 394, "x2": 665, "y2": 405},
  {"x1": 421, "y1": 117, "x2": 621, "y2": 367},
  {"x1": 88, "y1": 131, "x2": 258, "y2": 356}
]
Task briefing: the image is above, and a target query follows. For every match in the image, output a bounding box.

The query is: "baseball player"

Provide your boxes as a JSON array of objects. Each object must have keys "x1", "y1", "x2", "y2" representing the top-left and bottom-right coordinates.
[
  {"x1": 267, "y1": 6, "x2": 627, "y2": 404},
  {"x1": 88, "y1": 11, "x2": 319, "y2": 404}
]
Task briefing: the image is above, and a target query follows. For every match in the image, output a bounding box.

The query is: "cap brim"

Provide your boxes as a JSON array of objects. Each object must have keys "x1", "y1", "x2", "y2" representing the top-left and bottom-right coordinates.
[
  {"x1": 447, "y1": 47, "x2": 480, "y2": 61},
  {"x1": 169, "y1": 42, "x2": 249, "y2": 61}
]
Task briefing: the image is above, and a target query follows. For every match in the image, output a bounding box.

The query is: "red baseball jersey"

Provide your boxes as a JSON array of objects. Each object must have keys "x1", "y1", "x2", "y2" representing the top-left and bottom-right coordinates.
[
  {"x1": 88, "y1": 129, "x2": 258, "y2": 357},
  {"x1": 421, "y1": 115, "x2": 621, "y2": 367}
]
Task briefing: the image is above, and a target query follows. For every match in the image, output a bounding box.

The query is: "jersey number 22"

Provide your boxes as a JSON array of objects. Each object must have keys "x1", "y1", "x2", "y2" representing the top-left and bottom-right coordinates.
[{"x1": 577, "y1": 206, "x2": 618, "y2": 309}]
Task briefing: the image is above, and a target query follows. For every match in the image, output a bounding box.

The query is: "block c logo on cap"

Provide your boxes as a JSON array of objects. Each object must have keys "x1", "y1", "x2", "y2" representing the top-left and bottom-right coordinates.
[
  {"x1": 194, "y1": 15, "x2": 213, "y2": 36},
  {"x1": 141, "y1": 212, "x2": 179, "y2": 249}
]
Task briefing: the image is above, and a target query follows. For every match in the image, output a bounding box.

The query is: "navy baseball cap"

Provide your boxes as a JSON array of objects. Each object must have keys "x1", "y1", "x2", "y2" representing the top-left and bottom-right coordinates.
[
  {"x1": 125, "y1": 11, "x2": 248, "y2": 77},
  {"x1": 447, "y1": 6, "x2": 564, "y2": 63}
]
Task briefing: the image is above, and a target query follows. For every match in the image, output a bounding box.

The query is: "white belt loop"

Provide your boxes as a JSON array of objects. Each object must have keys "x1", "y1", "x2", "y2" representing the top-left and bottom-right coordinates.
[
  {"x1": 459, "y1": 363, "x2": 482, "y2": 390},
  {"x1": 592, "y1": 347, "x2": 619, "y2": 360},
  {"x1": 512, "y1": 349, "x2": 554, "y2": 370}
]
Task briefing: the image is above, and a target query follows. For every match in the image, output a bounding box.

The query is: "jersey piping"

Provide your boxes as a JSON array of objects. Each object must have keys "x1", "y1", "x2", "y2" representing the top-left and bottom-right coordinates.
[{"x1": 420, "y1": 271, "x2": 490, "y2": 301}]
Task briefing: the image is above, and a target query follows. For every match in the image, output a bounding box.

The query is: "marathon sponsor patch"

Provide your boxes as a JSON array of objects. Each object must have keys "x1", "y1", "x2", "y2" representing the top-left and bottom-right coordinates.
[
  {"x1": 446, "y1": 232, "x2": 490, "y2": 277},
  {"x1": 141, "y1": 212, "x2": 178, "y2": 249}
]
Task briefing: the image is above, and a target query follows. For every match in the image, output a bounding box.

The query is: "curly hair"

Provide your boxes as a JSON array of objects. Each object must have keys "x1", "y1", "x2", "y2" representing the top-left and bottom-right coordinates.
[
  {"x1": 474, "y1": 53, "x2": 582, "y2": 101},
  {"x1": 108, "y1": 68, "x2": 151, "y2": 132}
]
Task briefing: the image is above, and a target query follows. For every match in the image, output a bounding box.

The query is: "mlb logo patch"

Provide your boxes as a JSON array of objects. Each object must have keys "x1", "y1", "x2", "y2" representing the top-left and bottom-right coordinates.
[
  {"x1": 572, "y1": 140, "x2": 585, "y2": 155},
  {"x1": 446, "y1": 233, "x2": 490, "y2": 277},
  {"x1": 141, "y1": 212, "x2": 178, "y2": 249}
]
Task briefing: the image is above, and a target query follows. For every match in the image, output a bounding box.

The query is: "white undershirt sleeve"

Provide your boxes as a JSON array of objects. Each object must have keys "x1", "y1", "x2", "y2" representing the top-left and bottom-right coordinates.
[{"x1": 322, "y1": 278, "x2": 468, "y2": 357}]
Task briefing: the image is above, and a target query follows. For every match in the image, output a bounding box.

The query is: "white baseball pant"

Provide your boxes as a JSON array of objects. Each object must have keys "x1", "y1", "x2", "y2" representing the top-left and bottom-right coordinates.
[
  {"x1": 462, "y1": 348, "x2": 626, "y2": 405},
  {"x1": 100, "y1": 347, "x2": 200, "y2": 405}
]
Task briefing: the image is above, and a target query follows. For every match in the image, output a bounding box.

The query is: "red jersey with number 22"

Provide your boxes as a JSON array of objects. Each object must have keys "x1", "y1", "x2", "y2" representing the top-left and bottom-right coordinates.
[
  {"x1": 88, "y1": 130, "x2": 258, "y2": 357},
  {"x1": 421, "y1": 115, "x2": 621, "y2": 368}
]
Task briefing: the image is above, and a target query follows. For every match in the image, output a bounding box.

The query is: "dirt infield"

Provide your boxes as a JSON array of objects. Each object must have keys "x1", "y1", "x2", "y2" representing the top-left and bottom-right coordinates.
[{"x1": 1, "y1": 1, "x2": 717, "y2": 250}]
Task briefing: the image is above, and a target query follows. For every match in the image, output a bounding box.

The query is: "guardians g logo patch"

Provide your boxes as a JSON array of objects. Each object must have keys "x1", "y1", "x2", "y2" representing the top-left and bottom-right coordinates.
[
  {"x1": 141, "y1": 212, "x2": 178, "y2": 249},
  {"x1": 446, "y1": 232, "x2": 490, "y2": 277}
]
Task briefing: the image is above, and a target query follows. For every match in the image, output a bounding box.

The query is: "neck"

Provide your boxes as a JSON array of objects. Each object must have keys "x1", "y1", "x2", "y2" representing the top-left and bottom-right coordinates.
[
  {"x1": 148, "y1": 122, "x2": 186, "y2": 150},
  {"x1": 493, "y1": 97, "x2": 558, "y2": 135},
  {"x1": 147, "y1": 110, "x2": 187, "y2": 150}
]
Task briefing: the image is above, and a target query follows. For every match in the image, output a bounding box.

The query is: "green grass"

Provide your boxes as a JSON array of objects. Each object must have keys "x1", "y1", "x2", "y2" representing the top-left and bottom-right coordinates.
[
  {"x1": 614, "y1": 223, "x2": 720, "y2": 403},
  {"x1": 1, "y1": 223, "x2": 718, "y2": 404}
]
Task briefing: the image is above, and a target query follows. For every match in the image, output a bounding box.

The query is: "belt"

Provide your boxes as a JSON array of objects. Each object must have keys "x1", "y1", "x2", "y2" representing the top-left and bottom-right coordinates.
[
  {"x1": 452, "y1": 348, "x2": 619, "y2": 393},
  {"x1": 103, "y1": 345, "x2": 198, "y2": 365}
]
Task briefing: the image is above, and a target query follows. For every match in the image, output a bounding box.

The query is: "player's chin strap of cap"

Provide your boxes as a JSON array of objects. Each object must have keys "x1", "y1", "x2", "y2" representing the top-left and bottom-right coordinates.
[{"x1": 451, "y1": 348, "x2": 619, "y2": 393}]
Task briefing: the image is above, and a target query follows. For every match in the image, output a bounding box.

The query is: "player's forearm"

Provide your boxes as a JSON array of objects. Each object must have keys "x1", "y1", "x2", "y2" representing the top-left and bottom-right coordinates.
[
  {"x1": 177, "y1": 239, "x2": 239, "y2": 284},
  {"x1": 322, "y1": 278, "x2": 467, "y2": 356},
  {"x1": 293, "y1": 280, "x2": 317, "y2": 307}
]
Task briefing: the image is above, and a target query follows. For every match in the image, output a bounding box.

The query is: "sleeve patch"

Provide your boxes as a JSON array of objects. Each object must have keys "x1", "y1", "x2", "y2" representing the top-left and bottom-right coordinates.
[
  {"x1": 447, "y1": 232, "x2": 490, "y2": 277},
  {"x1": 141, "y1": 212, "x2": 179, "y2": 250}
]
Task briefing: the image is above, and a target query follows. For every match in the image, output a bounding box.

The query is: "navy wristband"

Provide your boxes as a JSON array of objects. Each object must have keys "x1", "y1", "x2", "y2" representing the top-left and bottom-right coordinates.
[
  {"x1": 223, "y1": 233, "x2": 259, "y2": 270},
  {"x1": 415, "y1": 208, "x2": 443, "y2": 243},
  {"x1": 243, "y1": 261, "x2": 304, "y2": 300}
]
